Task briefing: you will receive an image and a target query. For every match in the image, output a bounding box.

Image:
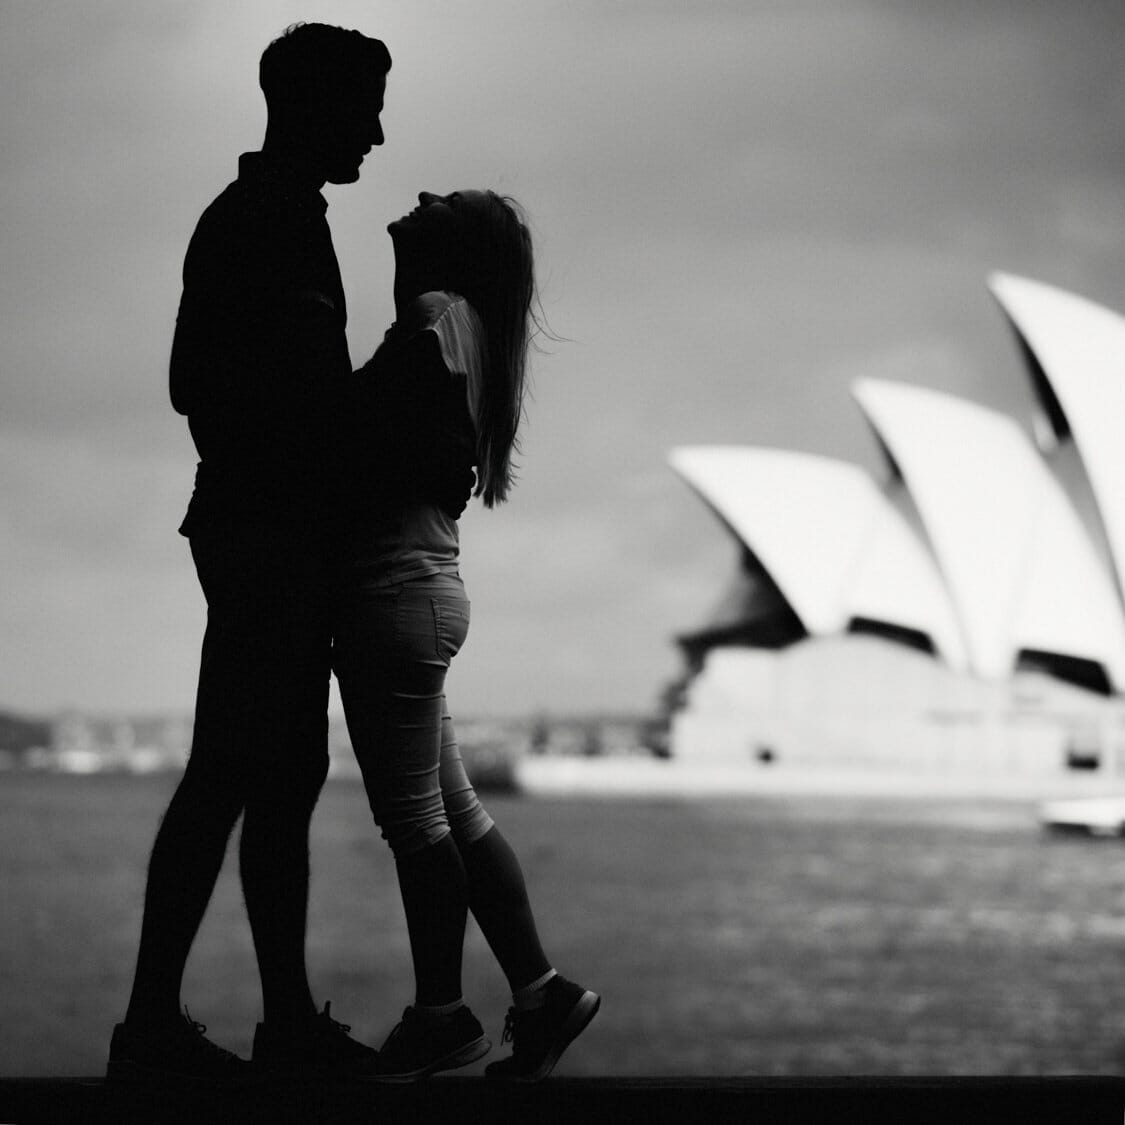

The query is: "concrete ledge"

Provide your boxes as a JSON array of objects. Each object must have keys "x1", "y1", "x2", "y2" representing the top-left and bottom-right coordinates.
[
  {"x1": 2, "y1": 1076, "x2": 1124, "y2": 1124},
  {"x1": 513, "y1": 755, "x2": 1125, "y2": 801}
]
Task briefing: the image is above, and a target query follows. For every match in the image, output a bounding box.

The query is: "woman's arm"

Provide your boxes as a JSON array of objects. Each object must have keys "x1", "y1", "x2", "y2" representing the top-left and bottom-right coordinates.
[{"x1": 344, "y1": 328, "x2": 476, "y2": 518}]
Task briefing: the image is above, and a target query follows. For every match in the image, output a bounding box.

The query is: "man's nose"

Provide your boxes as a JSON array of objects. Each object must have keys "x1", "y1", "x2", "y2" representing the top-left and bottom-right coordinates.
[
  {"x1": 419, "y1": 192, "x2": 439, "y2": 206},
  {"x1": 370, "y1": 121, "x2": 384, "y2": 146}
]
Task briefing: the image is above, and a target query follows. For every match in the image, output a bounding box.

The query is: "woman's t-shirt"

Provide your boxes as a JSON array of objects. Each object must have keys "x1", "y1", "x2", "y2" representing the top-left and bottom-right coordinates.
[{"x1": 340, "y1": 290, "x2": 482, "y2": 584}]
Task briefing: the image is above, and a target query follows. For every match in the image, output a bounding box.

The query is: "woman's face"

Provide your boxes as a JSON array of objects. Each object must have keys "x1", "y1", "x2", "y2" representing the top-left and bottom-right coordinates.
[{"x1": 388, "y1": 190, "x2": 490, "y2": 278}]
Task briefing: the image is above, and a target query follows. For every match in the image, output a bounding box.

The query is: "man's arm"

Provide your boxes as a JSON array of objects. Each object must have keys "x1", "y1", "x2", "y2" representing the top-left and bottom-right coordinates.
[{"x1": 169, "y1": 200, "x2": 361, "y2": 504}]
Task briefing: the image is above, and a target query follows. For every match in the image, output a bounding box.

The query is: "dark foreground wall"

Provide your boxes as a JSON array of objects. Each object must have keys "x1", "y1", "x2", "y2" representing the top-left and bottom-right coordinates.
[{"x1": 2, "y1": 1076, "x2": 1124, "y2": 1125}]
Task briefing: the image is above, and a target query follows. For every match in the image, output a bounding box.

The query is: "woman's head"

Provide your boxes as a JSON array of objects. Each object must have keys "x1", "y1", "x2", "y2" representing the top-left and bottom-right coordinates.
[
  {"x1": 388, "y1": 190, "x2": 530, "y2": 312},
  {"x1": 390, "y1": 190, "x2": 538, "y2": 507}
]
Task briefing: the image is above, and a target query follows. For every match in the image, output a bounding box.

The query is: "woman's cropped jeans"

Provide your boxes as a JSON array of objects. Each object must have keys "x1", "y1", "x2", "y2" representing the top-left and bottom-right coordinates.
[{"x1": 332, "y1": 572, "x2": 494, "y2": 858}]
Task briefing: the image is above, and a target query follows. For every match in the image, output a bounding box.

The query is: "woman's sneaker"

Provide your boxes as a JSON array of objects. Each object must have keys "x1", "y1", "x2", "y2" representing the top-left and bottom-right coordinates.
[
  {"x1": 485, "y1": 976, "x2": 600, "y2": 1082},
  {"x1": 106, "y1": 1009, "x2": 249, "y2": 1087},
  {"x1": 370, "y1": 1004, "x2": 491, "y2": 1082},
  {"x1": 251, "y1": 1001, "x2": 380, "y2": 1078}
]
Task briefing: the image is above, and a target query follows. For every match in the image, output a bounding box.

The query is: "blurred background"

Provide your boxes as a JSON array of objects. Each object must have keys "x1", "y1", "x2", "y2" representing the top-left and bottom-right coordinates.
[{"x1": 3, "y1": 0, "x2": 1125, "y2": 1078}]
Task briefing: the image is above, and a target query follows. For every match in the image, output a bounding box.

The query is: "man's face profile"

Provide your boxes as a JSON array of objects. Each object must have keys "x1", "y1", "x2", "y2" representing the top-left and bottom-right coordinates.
[{"x1": 320, "y1": 69, "x2": 386, "y2": 185}]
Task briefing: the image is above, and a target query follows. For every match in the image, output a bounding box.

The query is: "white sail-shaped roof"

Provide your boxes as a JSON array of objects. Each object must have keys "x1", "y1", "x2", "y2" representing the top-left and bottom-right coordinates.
[
  {"x1": 988, "y1": 272, "x2": 1125, "y2": 608},
  {"x1": 852, "y1": 378, "x2": 1125, "y2": 687},
  {"x1": 669, "y1": 445, "x2": 967, "y2": 667}
]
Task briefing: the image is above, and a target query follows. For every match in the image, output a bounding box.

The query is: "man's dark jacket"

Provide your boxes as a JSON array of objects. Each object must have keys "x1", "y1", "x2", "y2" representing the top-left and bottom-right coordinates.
[{"x1": 171, "y1": 152, "x2": 472, "y2": 544}]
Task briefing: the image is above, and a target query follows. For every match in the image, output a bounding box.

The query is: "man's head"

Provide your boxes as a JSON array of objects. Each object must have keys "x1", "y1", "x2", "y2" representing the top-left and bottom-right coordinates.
[{"x1": 260, "y1": 23, "x2": 391, "y2": 184}]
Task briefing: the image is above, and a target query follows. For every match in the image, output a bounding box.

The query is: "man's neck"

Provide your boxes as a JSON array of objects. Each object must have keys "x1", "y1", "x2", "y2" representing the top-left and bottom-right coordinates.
[{"x1": 259, "y1": 134, "x2": 326, "y2": 191}]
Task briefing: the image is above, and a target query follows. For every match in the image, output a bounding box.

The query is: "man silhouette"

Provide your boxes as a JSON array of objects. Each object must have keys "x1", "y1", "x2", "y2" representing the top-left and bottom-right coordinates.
[{"x1": 108, "y1": 23, "x2": 419, "y2": 1083}]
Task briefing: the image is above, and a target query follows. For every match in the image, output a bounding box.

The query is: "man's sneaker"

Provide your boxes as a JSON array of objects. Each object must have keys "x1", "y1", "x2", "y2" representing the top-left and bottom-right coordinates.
[
  {"x1": 370, "y1": 1004, "x2": 491, "y2": 1082},
  {"x1": 106, "y1": 1009, "x2": 249, "y2": 1087},
  {"x1": 485, "y1": 976, "x2": 600, "y2": 1082},
  {"x1": 252, "y1": 1001, "x2": 379, "y2": 1078}
]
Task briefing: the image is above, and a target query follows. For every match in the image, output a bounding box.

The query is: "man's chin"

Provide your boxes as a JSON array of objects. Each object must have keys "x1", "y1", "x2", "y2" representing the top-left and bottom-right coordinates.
[{"x1": 325, "y1": 163, "x2": 362, "y2": 185}]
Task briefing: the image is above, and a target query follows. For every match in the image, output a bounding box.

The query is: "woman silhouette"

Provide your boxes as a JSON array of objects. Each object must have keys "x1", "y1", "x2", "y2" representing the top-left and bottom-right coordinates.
[{"x1": 331, "y1": 189, "x2": 600, "y2": 1081}]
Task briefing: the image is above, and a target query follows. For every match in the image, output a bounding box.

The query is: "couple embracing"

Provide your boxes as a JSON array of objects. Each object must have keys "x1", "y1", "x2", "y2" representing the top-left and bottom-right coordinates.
[{"x1": 107, "y1": 22, "x2": 598, "y2": 1085}]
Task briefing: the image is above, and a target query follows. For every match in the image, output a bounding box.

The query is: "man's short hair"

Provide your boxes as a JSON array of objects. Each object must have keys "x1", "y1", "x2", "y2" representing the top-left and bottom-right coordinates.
[{"x1": 260, "y1": 23, "x2": 391, "y2": 111}]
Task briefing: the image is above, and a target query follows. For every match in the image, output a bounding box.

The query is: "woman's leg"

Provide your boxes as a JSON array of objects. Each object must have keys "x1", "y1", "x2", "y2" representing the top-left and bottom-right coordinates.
[
  {"x1": 333, "y1": 581, "x2": 469, "y2": 1008},
  {"x1": 437, "y1": 702, "x2": 600, "y2": 1080},
  {"x1": 394, "y1": 836, "x2": 469, "y2": 1007},
  {"x1": 437, "y1": 705, "x2": 552, "y2": 992}
]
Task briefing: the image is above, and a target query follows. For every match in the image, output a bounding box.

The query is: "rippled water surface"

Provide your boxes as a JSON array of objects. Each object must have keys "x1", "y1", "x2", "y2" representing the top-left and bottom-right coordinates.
[{"x1": 3, "y1": 774, "x2": 1125, "y2": 1076}]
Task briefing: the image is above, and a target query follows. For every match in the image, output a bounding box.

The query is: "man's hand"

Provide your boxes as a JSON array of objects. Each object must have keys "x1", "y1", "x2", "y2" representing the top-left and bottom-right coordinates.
[{"x1": 432, "y1": 442, "x2": 476, "y2": 520}]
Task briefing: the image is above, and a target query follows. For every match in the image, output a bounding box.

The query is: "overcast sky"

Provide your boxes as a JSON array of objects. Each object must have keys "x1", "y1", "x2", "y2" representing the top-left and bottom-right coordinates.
[{"x1": 2, "y1": 0, "x2": 1124, "y2": 719}]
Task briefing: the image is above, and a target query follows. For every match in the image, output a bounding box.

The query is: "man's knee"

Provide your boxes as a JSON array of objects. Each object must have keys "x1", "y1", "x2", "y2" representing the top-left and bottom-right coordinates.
[
  {"x1": 296, "y1": 746, "x2": 330, "y2": 802},
  {"x1": 259, "y1": 748, "x2": 330, "y2": 814},
  {"x1": 168, "y1": 756, "x2": 248, "y2": 832}
]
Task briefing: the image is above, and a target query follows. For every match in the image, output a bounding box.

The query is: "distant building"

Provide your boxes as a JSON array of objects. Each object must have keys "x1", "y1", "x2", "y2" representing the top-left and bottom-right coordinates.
[{"x1": 667, "y1": 275, "x2": 1125, "y2": 791}]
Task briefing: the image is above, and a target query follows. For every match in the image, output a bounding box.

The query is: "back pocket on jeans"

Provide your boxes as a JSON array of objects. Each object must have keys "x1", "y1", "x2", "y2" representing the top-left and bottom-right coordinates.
[{"x1": 432, "y1": 596, "x2": 470, "y2": 664}]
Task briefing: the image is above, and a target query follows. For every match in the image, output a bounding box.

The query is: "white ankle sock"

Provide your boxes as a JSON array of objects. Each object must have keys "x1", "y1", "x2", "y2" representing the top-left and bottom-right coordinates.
[{"x1": 513, "y1": 969, "x2": 557, "y2": 1011}]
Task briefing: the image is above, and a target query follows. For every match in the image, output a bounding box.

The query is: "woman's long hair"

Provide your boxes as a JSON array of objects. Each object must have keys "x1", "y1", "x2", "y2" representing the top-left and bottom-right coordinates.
[{"x1": 454, "y1": 192, "x2": 538, "y2": 508}]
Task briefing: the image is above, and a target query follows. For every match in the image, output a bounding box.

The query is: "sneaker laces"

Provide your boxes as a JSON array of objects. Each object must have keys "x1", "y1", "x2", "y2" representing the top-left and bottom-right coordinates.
[
  {"x1": 382, "y1": 1008, "x2": 414, "y2": 1051},
  {"x1": 181, "y1": 1007, "x2": 235, "y2": 1060}
]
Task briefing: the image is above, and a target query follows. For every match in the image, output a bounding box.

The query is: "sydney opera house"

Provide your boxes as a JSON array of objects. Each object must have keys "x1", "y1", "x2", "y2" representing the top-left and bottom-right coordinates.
[{"x1": 665, "y1": 274, "x2": 1125, "y2": 797}]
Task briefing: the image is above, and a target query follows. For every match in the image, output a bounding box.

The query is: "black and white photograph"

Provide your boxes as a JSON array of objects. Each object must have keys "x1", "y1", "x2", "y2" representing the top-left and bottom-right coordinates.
[{"x1": 2, "y1": 2, "x2": 1125, "y2": 1121}]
